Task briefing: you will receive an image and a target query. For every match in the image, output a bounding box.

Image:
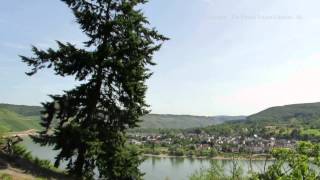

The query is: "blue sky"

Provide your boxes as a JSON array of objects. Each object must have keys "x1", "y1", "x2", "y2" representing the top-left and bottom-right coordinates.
[{"x1": 1, "y1": 0, "x2": 320, "y2": 116}]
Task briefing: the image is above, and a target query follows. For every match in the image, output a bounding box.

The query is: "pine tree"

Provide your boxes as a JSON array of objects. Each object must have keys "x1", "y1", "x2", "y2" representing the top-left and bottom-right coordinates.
[{"x1": 21, "y1": 0, "x2": 168, "y2": 179}]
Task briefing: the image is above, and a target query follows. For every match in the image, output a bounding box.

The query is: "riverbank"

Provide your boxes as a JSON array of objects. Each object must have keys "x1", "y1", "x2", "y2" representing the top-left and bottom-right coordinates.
[
  {"x1": 143, "y1": 153, "x2": 272, "y2": 161},
  {"x1": 10, "y1": 130, "x2": 272, "y2": 161},
  {"x1": 3, "y1": 129, "x2": 37, "y2": 138},
  {"x1": 0, "y1": 153, "x2": 71, "y2": 180},
  {"x1": 19, "y1": 135, "x2": 275, "y2": 180}
]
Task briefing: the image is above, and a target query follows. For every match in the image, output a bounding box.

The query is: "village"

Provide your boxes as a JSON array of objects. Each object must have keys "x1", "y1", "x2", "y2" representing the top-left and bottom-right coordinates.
[{"x1": 128, "y1": 132, "x2": 296, "y2": 155}]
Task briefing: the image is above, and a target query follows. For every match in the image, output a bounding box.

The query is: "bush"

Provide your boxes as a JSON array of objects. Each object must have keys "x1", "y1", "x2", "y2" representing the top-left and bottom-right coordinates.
[
  {"x1": 190, "y1": 160, "x2": 245, "y2": 180},
  {"x1": 253, "y1": 141, "x2": 320, "y2": 180},
  {"x1": 190, "y1": 141, "x2": 320, "y2": 180},
  {"x1": 168, "y1": 147, "x2": 185, "y2": 156},
  {"x1": 12, "y1": 145, "x2": 55, "y2": 170},
  {"x1": 0, "y1": 173, "x2": 13, "y2": 180}
]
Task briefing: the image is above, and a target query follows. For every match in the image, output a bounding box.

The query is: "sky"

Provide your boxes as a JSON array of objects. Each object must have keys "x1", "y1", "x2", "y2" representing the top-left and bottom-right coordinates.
[{"x1": 1, "y1": 0, "x2": 320, "y2": 116}]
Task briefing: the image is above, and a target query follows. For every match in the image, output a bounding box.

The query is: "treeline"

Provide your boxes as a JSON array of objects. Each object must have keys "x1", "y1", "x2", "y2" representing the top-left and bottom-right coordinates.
[{"x1": 186, "y1": 116, "x2": 320, "y2": 141}]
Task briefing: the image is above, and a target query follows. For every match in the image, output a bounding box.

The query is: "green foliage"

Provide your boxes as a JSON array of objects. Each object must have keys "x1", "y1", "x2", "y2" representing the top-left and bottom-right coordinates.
[
  {"x1": 97, "y1": 144, "x2": 145, "y2": 179},
  {"x1": 12, "y1": 145, "x2": 55, "y2": 170},
  {"x1": 190, "y1": 160, "x2": 245, "y2": 180},
  {"x1": 168, "y1": 146, "x2": 185, "y2": 156},
  {"x1": 230, "y1": 159, "x2": 244, "y2": 180},
  {"x1": 300, "y1": 129, "x2": 320, "y2": 137},
  {"x1": 194, "y1": 148, "x2": 218, "y2": 158},
  {"x1": 254, "y1": 141, "x2": 320, "y2": 180},
  {"x1": 0, "y1": 129, "x2": 5, "y2": 149},
  {"x1": 0, "y1": 125, "x2": 10, "y2": 134},
  {"x1": 21, "y1": 0, "x2": 167, "y2": 179},
  {"x1": 0, "y1": 173, "x2": 13, "y2": 180},
  {"x1": 190, "y1": 142, "x2": 320, "y2": 180}
]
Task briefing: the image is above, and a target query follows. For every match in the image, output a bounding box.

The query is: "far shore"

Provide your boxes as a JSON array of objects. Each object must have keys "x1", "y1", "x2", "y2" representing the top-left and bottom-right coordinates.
[
  {"x1": 4, "y1": 130, "x2": 273, "y2": 161},
  {"x1": 143, "y1": 154, "x2": 273, "y2": 161}
]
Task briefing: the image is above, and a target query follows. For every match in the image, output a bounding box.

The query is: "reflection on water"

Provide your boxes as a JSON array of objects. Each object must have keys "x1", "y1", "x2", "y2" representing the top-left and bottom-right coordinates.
[
  {"x1": 170, "y1": 157, "x2": 185, "y2": 167},
  {"x1": 141, "y1": 157, "x2": 272, "y2": 180},
  {"x1": 141, "y1": 157, "x2": 211, "y2": 180},
  {"x1": 21, "y1": 138, "x2": 272, "y2": 180}
]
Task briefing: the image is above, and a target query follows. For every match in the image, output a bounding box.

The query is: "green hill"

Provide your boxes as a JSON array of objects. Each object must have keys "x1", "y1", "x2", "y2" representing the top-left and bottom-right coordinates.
[
  {"x1": 0, "y1": 110, "x2": 40, "y2": 132},
  {"x1": 199, "y1": 102, "x2": 320, "y2": 139},
  {"x1": 0, "y1": 104, "x2": 42, "y2": 117},
  {"x1": 139, "y1": 114, "x2": 245, "y2": 129},
  {"x1": 0, "y1": 104, "x2": 42, "y2": 132},
  {"x1": 3, "y1": 102, "x2": 320, "y2": 138},
  {"x1": 247, "y1": 102, "x2": 320, "y2": 125},
  {"x1": 0, "y1": 103, "x2": 245, "y2": 132}
]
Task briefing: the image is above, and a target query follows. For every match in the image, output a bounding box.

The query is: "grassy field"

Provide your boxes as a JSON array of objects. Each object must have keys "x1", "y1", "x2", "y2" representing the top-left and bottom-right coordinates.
[
  {"x1": 300, "y1": 129, "x2": 320, "y2": 137},
  {"x1": 0, "y1": 108, "x2": 41, "y2": 132}
]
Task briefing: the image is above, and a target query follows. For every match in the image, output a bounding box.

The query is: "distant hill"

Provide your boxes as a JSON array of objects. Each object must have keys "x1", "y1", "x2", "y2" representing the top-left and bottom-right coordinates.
[
  {"x1": 247, "y1": 102, "x2": 320, "y2": 125},
  {"x1": 198, "y1": 102, "x2": 320, "y2": 139},
  {"x1": 0, "y1": 104, "x2": 42, "y2": 117},
  {"x1": 6, "y1": 102, "x2": 320, "y2": 135},
  {"x1": 0, "y1": 103, "x2": 245, "y2": 132},
  {"x1": 140, "y1": 114, "x2": 246, "y2": 129},
  {"x1": 0, "y1": 104, "x2": 42, "y2": 132}
]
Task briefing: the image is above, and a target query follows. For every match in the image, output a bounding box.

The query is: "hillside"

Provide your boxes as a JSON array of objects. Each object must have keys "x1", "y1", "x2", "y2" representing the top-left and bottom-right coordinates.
[
  {"x1": 139, "y1": 114, "x2": 245, "y2": 129},
  {"x1": 0, "y1": 104, "x2": 42, "y2": 117},
  {"x1": 0, "y1": 103, "x2": 245, "y2": 132},
  {"x1": 199, "y1": 102, "x2": 320, "y2": 139},
  {"x1": 247, "y1": 102, "x2": 320, "y2": 125},
  {"x1": 0, "y1": 104, "x2": 43, "y2": 132}
]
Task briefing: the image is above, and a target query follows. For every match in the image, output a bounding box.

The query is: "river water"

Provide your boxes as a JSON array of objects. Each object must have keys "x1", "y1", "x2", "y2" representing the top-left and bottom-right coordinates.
[{"x1": 21, "y1": 138, "x2": 270, "y2": 180}]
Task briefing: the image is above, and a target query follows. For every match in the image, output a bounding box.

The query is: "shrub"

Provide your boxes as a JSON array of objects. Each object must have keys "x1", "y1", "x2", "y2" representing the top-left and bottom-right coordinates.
[
  {"x1": 12, "y1": 145, "x2": 55, "y2": 170},
  {"x1": 0, "y1": 173, "x2": 13, "y2": 180}
]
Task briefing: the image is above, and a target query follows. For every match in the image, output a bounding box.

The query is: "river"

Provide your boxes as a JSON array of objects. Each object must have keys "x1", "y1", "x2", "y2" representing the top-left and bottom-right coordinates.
[{"x1": 21, "y1": 138, "x2": 271, "y2": 180}]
